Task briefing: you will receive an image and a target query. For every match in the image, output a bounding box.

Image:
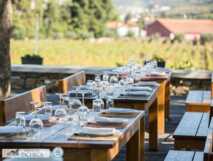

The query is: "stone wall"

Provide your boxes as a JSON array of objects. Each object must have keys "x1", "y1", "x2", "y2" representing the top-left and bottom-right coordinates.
[{"x1": 11, "y1": 65, "x2": 212, "y2": 95}]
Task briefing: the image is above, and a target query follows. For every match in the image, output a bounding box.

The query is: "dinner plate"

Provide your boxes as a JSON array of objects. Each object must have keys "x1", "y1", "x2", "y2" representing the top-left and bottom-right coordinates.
[
  {"x1": 0, "y1": 126, "x2": 31, "y2": 136},
  {"x1": 75, "y1": 127, "x2": 116, "y2": 137}
]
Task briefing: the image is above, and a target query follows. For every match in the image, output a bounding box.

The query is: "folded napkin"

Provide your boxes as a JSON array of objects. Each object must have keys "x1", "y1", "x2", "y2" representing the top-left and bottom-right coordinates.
[
  {"x1": 121, "y1": 91, "x2": 151, "y2": 97},
  {"x1": 126, "y1": 86, "x2": 153, "y2": 92},
  {"x1": 94, "y1": 116, "x2": 128, "y2": 124},
  {"x1": 100, "y1": 108, "x2": 138, "y2": 118},
  {"x1": 74, "y1": 127, "x2": 116, "y2": 137},
  {"x1": 149, "y1": 71, "x2": 167, "y2": 76},
  {"x1": 0, "y1": 126, "x2": 31, "y2": 136}
]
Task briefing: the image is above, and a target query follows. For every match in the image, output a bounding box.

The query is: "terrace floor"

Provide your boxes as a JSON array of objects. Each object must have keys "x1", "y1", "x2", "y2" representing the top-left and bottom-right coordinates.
[{"x1": 47, "y1": 95, "x2": 186, "y2": 161}]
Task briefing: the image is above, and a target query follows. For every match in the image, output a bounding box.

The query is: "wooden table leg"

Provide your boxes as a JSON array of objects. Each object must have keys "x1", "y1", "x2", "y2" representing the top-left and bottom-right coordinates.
[
  {"x1": 148, "y1": 98, "x2": 158, "y2": 151},
  {"x1": 127, "y1": 123, "x2": 141, "y2": 161},
  {"x1": 157, "y1": 81, "x2": 165, "y2": 135},
  {"x1": 140, "y1": 116, "x2": 145, "y2": 161},
  {"x1": 165, "y1": 80, "x2": 170, "y2": 120},
  {"x1": 0, "y1": 149, "x2": 2, "y2": 161}
]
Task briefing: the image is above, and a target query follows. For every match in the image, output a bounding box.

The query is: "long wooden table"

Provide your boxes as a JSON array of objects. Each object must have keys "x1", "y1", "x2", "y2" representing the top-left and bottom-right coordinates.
[
  {"x1": 137, "y1": 73, "x2": 171, "y2": 135},
  {"x1": 72, "y1": 84, "x2": 159, "y2": 151},
  {"x1": 0, "y1": 108, "x2": 145, "y2": 161}
]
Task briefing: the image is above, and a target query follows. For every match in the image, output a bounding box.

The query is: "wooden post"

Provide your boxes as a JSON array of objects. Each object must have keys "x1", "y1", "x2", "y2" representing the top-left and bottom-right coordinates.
[{"x1": 148, "y1": 98, "x2": 158, "y2": 151}]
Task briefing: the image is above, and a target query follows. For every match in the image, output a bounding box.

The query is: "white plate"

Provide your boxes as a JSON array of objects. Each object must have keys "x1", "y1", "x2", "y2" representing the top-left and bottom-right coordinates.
[{"x1": 77, "y1": 127, "x2": 116, "y2": 137}]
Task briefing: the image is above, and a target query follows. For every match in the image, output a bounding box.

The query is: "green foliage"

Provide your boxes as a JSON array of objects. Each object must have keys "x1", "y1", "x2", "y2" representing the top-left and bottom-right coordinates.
[
  {"x1": 151, "y1": 54, "x2": 165, "y2": 62},
  {"x1": 12, "y1": 0, "x2": 116, "y2": 39},
  {"x1": 21, "y1": 54, "x2": 42, "y2": 59}
]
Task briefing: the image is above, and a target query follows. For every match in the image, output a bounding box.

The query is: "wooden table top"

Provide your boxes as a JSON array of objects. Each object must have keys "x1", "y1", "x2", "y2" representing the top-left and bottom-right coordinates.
[{"x1": 0, "y1": 108, "x2": 145, "y2": 150}]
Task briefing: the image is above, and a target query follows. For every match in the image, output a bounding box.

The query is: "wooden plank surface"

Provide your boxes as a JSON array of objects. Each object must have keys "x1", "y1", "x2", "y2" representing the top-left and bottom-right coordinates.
[
  {"x1": 193, "y1": 152, "x2": 204, "y2": 161},
  {"x1": 196, "y1": 113, "x2": 209, "y2": 137},
  {"x1": 164, "y1": 150, "x2": 194, "y2": 161},
  {"x1": 186, "y1": 91, "x2": 203, "y2": 105},
  {"x1": 174, "y1": 112, "x2": 203, "y2": 136}
]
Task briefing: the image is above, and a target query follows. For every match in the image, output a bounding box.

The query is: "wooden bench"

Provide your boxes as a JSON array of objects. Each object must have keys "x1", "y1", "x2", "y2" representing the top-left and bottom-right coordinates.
[
  {"x1": 204, "y1": 129, "x2": 213, "y2": 161},
  {"x1": 186, "y1": 90, "x2": 211, "y2": 112},
  {"x1": 174, "y1": 112, "x2": 210, "y2": 150},
  {"x1": 0, "y1": 86, "x2": 46, "y2": 125},
  {"x1": 57, "y1": 71, "x2": 86, "y2": 94},
  {"x1": 164, "y1": 150, "x2": 203, "y2": 161},
  {"x1": 186, "y1": 73, "x2": 213, "y2": 113}
]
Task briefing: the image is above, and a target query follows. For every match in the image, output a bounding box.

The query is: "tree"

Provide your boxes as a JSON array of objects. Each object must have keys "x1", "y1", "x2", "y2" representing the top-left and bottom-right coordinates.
[{"x1": 0, "y1": 0, "x2": 12, "y2": 98}]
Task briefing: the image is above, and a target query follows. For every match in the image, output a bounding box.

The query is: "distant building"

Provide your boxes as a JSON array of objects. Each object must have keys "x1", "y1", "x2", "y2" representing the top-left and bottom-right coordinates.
[
  {"x1": 106, "y1": 20, "x2": 146, "y2": 37},
  {"x1": 145, "y1": 19, "x2": 213, "y2": 40}
]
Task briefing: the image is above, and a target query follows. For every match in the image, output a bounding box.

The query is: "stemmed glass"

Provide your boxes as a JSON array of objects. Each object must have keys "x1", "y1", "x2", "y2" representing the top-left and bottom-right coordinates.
[
  {"x1": 43, "y1": 101, "x2": 53, "y2": 117},
  {"x1": 29, "y1": 118, "x2": 43, "y2": 140},
  {"x1": 15, "y1": 112, "x2": 26, "y2": 127}
]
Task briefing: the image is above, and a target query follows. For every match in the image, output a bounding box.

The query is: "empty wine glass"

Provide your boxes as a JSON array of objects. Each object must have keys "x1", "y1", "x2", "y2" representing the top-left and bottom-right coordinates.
[
  {"x1": 102, "y1": 73, "x2": 109, "y2": 82},
  {"x1": 95, "y1": 74, "x2": 101, "y2": 83},
  {"x1": 109, "y1": 75, "x2": 118, "y2": 84},
  {"x1": 29, "y1": 118, "x2": 43, "y2": 140},
  {"x1": 54, "y1": 108, "x2": 67, "y2": 118},
  {"x1": 92, "y1": 99, "x2": 103, "y2": 112},
  {"x1": 68, "y1": 98, "x2": 82, "y2": 114},
  {"x1": 15, "y1": 112, "x2": 26, "y2": 127},
  {"x1": 78, "y1": 105, "x2": 89, "y2": 126},
  {"x1": 106, "y1": 97, "x2": 114, "y2": 109},
  {"x1": 43, "y1": 102, "x2": 53, "y2": 117},
  {"x1": 56, "y1": 93, "x2": 65, "y2": 105}
]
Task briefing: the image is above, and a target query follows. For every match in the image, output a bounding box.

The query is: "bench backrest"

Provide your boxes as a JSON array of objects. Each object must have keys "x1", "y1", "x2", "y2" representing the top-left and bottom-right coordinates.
[
  {"x1": 204, "y1": 129, "x2": 213, "y2": 161},
  {"x1": 0, "y1": 86, "x2": 46, "y2": 125},
  {"x1": 57, "y1": 71, "x2": 86, "y2": 94}
]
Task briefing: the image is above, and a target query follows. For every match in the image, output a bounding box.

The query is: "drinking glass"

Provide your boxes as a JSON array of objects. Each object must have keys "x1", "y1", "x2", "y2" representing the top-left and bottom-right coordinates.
[
  {"x1": 15, "y1": 112, "x2": 26, "y2": 127},
  {"x1": 109, "y1": 75, "x2": 118, "y2": 84},
  {"x1": 102, "y1": 73, "x2": 109, "y2": 82},
  {"x1": 106, "y1": 97, "x2": 114, "y2": 109},
  {"x1": 43, "y1": 102, "x2": 53, "y2": 117},
  {"x1": 95, "y1": 74, "x2": 101, "y2": 83},
  {"x1": 54, "y1": 108, "x2": 67, "y2": 118},
  {"x1": 78, "y1": 105, "x2": 89, "y2": 126},
  {"x1": 92, "y1": 99, "x2": 102, "y2": 112},
  {"x1": 68, "y1": 98, "x2": 82, "y2": 114},
  {"x1": 29, "y1": 118, "x2": 43, "y2": 140}
]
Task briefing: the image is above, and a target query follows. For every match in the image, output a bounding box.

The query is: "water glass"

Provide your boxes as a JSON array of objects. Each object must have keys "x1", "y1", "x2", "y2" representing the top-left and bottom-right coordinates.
[{"x1": 15, "y1": 112, "x2": 26, "y2": 127}]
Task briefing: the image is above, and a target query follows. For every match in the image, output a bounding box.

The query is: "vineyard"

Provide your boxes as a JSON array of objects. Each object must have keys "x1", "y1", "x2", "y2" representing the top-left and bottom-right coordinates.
[{"x1": 11, "y1": 39, "x2": 213, "y2": 70}]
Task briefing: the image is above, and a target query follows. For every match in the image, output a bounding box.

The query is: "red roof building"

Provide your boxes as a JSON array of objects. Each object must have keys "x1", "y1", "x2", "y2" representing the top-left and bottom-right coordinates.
[{"x1": 145, "y1": 19, "x2": 213, "y2": 39}]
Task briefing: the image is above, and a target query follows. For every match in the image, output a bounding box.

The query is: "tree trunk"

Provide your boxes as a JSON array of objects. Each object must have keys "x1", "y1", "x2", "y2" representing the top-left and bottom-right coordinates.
[{"x1": 0, "y1": 0, "x2": 12, "y2": 98}]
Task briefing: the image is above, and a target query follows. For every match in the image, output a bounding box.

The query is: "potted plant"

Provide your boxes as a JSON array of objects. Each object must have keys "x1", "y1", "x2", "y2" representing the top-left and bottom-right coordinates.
[
  {"x1": 144, "y1": 55, "x2": 166, "y2": 68},
  {"x1": 152, "y1": 55, "x2": 166, "y2": 68},
  {"x1": 21, "y1": 54, "x2": 43, "y2": 65}
]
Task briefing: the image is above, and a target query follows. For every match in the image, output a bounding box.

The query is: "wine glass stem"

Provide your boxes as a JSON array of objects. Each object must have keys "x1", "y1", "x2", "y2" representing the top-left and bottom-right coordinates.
[{"x1": 82, "y1": 93, "x2": 85, "y2": 105}]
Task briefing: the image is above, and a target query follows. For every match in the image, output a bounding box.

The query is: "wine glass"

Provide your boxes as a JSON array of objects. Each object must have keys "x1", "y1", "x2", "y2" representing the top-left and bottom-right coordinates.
[
  {"x1": 109, "y1": 75, "x2": 118, "y2": 84},
  {"x1": 54, "y1": 108, "x2": 67, "y2": 118},
  {"x1": 78, "y1": 105, "x2": 89, "y2": 126},
  {"x1": 92, "y1": 99, "x2": 102, "y2": 112},
  {"x1": 95, "y1": 74, "x2": 101, "y2": 83},
  {"x1": 15, "y1": 112, "x2": 26, "y2": 127},
  {"x1": 43, "y1": 102, "x2": 53, "y2": 117},
  {"x1": 67, "y1": 98, "x2": 82, "y2": 114},
  {"x1": 29, "y1": 118, "x2": 43, "y2": 140},
  {"x1": 106, "y1": 97, "x2": 114, "y2": 109},
  {"x1": 102, "y1": 73, "x2": 109, "y2": 82}
]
